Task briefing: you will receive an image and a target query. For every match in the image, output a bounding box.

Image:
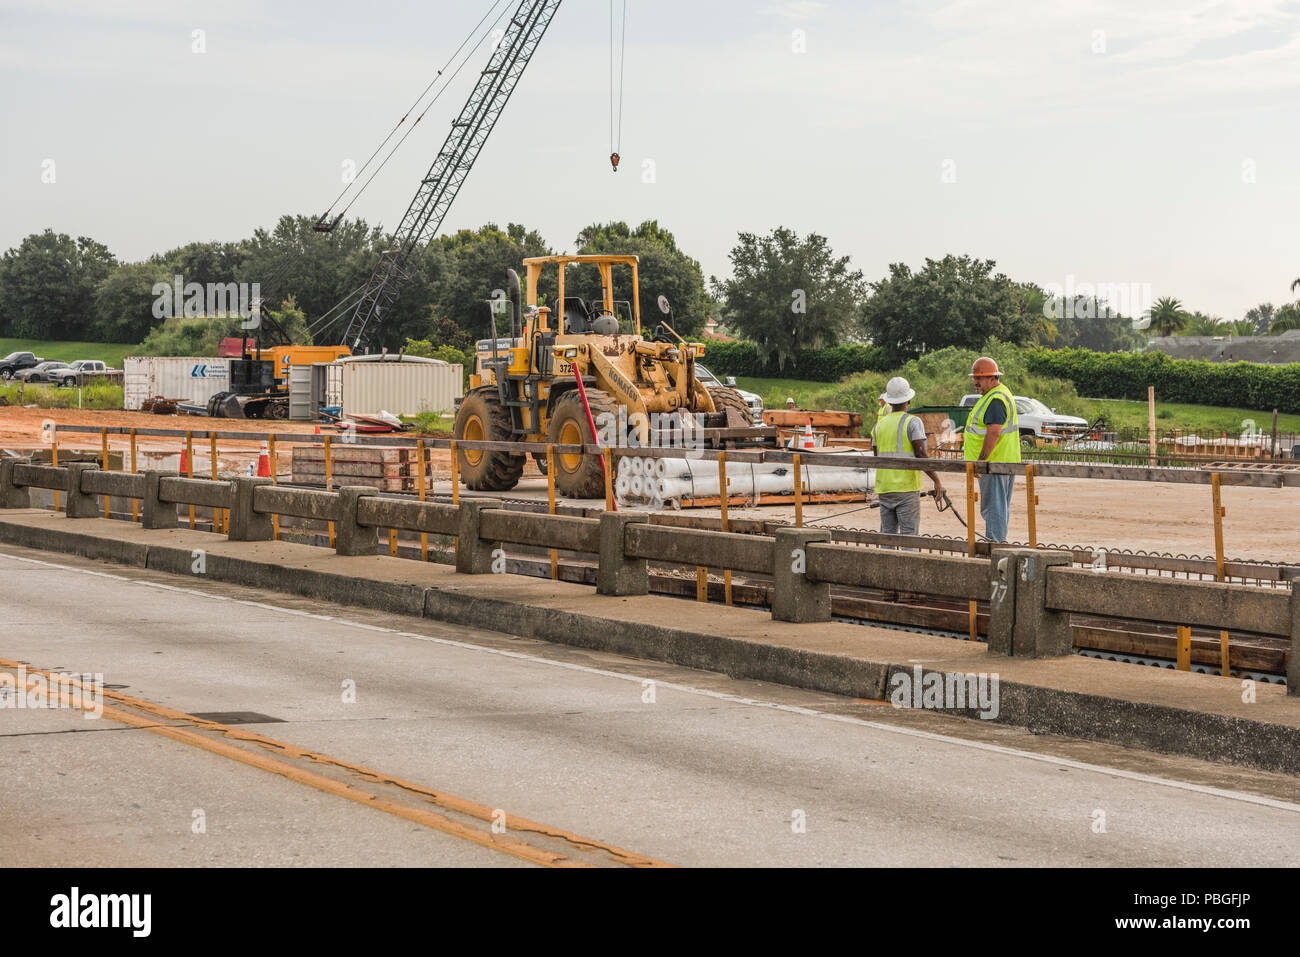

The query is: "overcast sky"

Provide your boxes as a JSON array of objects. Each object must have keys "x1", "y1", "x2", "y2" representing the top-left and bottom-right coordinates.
[{"x1": 3, "y1": 0, "x2": 1299, "y2": 321}]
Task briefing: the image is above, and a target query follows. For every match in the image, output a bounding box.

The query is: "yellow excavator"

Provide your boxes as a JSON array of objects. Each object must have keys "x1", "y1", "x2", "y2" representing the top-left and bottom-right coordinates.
[{"x1": 453, "y1": 254, "x2": 751, "y2": 497}]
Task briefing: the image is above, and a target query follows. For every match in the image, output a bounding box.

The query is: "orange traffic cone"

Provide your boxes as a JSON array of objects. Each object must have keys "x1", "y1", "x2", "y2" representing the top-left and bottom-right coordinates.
[
  {"x1": 802, "y1": 418, "x2": 816, "y2": 451},
  {"x1": 256, "y1": 441, "x2": 272, "y2": 478},
  {"x1": 178, "y1": 441, "x2": 189, "y2": 475}
]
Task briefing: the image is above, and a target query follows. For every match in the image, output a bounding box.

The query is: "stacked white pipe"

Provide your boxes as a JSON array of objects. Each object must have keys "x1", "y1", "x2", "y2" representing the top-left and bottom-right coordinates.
[{"x1": 615, "y1": 454, "x2": 875, "y2": 510}]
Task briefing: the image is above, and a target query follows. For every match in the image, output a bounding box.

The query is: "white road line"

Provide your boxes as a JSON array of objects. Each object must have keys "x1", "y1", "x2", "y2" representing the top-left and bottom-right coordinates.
[{"x1": 3, "y1": 548, "x2": 1298, "y2": 814}]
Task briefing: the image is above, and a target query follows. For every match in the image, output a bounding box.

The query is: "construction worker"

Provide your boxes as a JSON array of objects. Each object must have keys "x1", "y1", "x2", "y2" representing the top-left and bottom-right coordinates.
[
  {"x1": 785, "y1": 396, "x2": 796, "y2": 410},
  {"x1": 871, "y1": 376, "x2": 943, "y2": 536},
  {"x1": 963, "y1": 356, "x2": 1020, "y2": 542}
]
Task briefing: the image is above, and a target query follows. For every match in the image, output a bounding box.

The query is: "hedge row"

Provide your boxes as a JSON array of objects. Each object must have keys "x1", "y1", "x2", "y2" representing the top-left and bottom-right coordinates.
[
  {"x1": 698, "y1": 341, "x2": 892, "y2": 381},
  {"x1": 1024, "y1": 347, "x2": 1300, "y2": 414}
]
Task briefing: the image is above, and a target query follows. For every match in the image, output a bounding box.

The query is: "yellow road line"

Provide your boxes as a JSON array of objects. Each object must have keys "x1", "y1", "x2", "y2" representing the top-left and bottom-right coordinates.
[{"x1": 1, "y1": 658, "x2": 669, "y2": 869}]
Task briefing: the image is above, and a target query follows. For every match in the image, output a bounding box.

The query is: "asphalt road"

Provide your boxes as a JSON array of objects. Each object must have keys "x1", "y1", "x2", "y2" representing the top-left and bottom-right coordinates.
[{"x1": 2, "y1": 544, "x2": 1297, "y2": 867}]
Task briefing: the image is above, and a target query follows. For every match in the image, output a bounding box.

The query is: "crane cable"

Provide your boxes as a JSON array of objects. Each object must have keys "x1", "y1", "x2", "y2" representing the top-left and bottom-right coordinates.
[
  {"x1": 609, "y1": 0, "x2": 627, "y2": 171},
  {"x1": 317, "y1": 0, "x2": 514, "y2": 225}
]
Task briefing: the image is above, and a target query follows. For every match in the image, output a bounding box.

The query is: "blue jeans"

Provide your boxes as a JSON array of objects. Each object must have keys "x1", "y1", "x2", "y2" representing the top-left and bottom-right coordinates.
[
  {"x1": 878, "y1": 491, "x2": 921, "y2": 536},
  {"x1": 978, "y1": 473, "x2": 1014, "y2": 543}
]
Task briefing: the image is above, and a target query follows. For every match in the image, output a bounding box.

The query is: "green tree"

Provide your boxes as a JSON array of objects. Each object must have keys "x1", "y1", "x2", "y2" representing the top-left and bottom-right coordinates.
[
  {"x1": 1270, "y1": 302, "x2": 1300, "y2": 334},
  {"x1": 1178, "y1": 312, "x2": 1226, "y2": 336},
  {"x1": 91, "y1": 261, "x2": 172, "y2": 343},
  {"x1": 1245, "y1": 302, "x2": 1275, "y2": 335},
  {"x1": 571, "y1": 220, "x2": 708, "y2": 337},
  {"x1": 430, "y1": 223, "x2": 552, "y2": 341},
  {"x1": 1147, "y1": 296, "x2": 1186, "y2": 337},
  {"x1": 858, "y1": 254, "x2": 1034, "y2": 364},
  {"x1": 0, "y1": 230, "x2": 117, "y2": 339},
  {"x1": 712, "y1": 227, "x2": 864, "y2": 369}
]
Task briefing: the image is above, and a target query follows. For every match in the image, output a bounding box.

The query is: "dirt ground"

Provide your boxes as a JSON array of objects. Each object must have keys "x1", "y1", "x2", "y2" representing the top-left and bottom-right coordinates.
[{"x1": 2, "y1": 407, "x2": 1294, "y2": 563}]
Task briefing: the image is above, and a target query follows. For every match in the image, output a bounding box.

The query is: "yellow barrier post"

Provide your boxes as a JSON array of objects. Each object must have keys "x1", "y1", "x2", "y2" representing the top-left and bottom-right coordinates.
[
  {"x1": 101, "y1": 428, "x2": 110, "y2": 518},
  {"x1": 209, "y1": 433, "x2": 220, "y2": 533},
  {"x1": 1212, "y1": 472, "x2": 1230, "y2": 676},
  {"x1": 417, "y1": 439, "x2": 428, "y2": 562},
  {"x1": 186, "y1": 431, "x2": 195, "y2": 529},
  {"x1": 324, "y1": 434, "x2": 334, "y2": 549},
  {"x1": 51, "y1": 425, "x2": 59, "y2": 510},
  {"x1": 130, "y1": 429, "x2": 138, "y2": 523},
  {"x1": 604, "y1": 451, "x2": 615, "y2": 513},
  {"x1": 450, "y1": 440, "x2": 459, "y2": 563},
  {"x1": 719, "y1": 451, "x2": 732, "y2": 606},
  {"x1": 1025, "y1": 463, "x2": 1037, "y2": 549},
  {"x1": 547, "y1": 444, "x2": 557, "y2": 581},
  {"x1": 967, "y1": 462, "x2": 978, "y2": 641},
  {"x1": 1176, "y1": 625, "x2": 1192, "y2": 672},
  {"x1": 792, "y1": 452, "x2": 803, "y2": 528},
  {"x1": 269, "y1": 433, "x2": 280, "y2": 541}
]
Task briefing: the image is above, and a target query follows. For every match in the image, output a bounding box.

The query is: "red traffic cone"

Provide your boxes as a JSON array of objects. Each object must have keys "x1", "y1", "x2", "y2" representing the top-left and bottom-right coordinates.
[
  {"x1": 256, "y1": 441, "x2": 272, "y2": 478},
  {"x1": 178, "y1": 441, "x2": 189, "y2": 475},
  {"x1": 802, "y1": 418, "x2": 816, "y2": 451},
  {"x1": 314, "y1": 424, "x2": 321, "y2": 435}
]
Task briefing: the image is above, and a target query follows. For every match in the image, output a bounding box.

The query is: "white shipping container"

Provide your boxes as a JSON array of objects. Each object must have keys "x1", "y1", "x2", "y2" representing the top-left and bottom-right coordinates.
[
  {"x1": 339, "y1": 358, "x2": 462, "y2": 417},
  {"x1": 123, "y1": 356, "x2": 232, "y2": 411}
]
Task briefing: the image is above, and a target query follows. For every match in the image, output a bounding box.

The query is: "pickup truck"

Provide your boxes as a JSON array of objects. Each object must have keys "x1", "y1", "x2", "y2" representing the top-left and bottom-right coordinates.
[
  {"x1": 0, "y1": 351, "x2": 43, "y2": 380},
  {"x1": 57, "y1": 360, "x2": 123, "y2": 387},
  {"x1": 959, "y1": 394, "x2": 1088, "y2": 448}
]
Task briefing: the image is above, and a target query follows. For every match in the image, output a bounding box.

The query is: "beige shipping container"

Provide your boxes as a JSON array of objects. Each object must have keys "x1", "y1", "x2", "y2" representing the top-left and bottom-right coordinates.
[
  {"x1": 123, "y1": 356, "x2": 233, "y2": 411},
  {"x1": 338, "y1": 357, "x2": 462, "y2": 417}
]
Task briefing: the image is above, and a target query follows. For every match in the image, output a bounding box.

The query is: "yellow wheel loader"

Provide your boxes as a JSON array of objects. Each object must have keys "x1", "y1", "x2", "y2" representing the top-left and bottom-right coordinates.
[{"x1": 453, "y1": 254, "x2": 752, "y2": 497}]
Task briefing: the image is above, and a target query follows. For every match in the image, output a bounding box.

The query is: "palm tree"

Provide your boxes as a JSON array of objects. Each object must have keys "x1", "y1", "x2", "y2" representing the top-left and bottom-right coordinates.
[
  {"x1": 1180, "y1": 312, "x2": 1227, "y2": 336},
  {"x1": 1147, "y1": 296, "x2": 1186, "y2": 337},
  {"x1": 1245, "y1": 302, "x2": 1275, "y2": 335},
  {"x1": 1270, "y1": 302, "x2": 1300, "y2": 334},
  {"x1": 1226, "y1": 319, "x2": 1258, "y2": 336}
]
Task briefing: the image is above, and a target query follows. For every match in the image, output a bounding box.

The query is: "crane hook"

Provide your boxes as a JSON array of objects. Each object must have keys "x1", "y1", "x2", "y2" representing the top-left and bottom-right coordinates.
[{"x1": 610, "y1": 152, "x2": 620, "y2": 172}]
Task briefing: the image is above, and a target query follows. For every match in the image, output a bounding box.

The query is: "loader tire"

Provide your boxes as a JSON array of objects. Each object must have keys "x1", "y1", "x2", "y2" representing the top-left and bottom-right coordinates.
[
  {"x1": 454, "y1": 387, "x2": 525, "y2": 492},
  {"x1": 547, "y1": 389, "x2": 617, "y2": 499},
  {"x1": 706, "y1": 386, "x2": 753, "y2": 426}
]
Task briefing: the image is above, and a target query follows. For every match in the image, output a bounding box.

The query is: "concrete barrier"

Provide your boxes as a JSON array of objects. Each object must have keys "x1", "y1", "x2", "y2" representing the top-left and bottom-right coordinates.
[
  {"x1": 479, "y1": 509, "x2": 600, "y2": 553},
  {"x1": 335, "y1": 487, "x2": 379, "y2": 557},
  {"x1": 81, "y1": 469, "x2": 145, "y2": 500},
  {"x1": 455, "y1": 499, "x2": 501, "y2": 574},
  {"x1": 987, "y1": 549, "x2": 1074, "y2": 658},
  {"x1": 13, "y1": 463, "x2": 67, "y2": 491},
  {"x1": 158, "y1": 476, "x2": 233, "y2": 510},
  {"x1": 355, "y1": 497, "x2": 459, "y2": 536},
  {"x1": 624, "y1": 524, "x2": 775, "y2": 575},
  {"x1": 64, "y1": 463, "x2": 101, "y2": 519},
  {"x1": 805, "y1": 542, "x2": 988, "y2": 601},
  {"x1": 228, "y1": 477, "x2": 274, "y2": 542},
  {"x1": 0, "y1": 457, "x2": 31, "y2": 508},
  {"x1": 1046, "y1": 566, "x2": 1290, "y2": 636},
  {"x1": 772, "y1": 528, "x2": 832, "y2": 623},
  {"x1": 597, "y1": 512, "x2": 649, "y2": 596},
  {"x1": 253, "y1": 485, "x2": 340, "y2": 522},
  {"x1": 141, "y1": 470, "x2": 179, "y2": 530}
]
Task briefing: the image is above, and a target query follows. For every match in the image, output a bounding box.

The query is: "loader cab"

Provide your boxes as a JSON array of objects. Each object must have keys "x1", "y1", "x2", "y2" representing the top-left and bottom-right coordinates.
[{"x1": 522, "y1": 254, "x2": 641, "y2": 340}]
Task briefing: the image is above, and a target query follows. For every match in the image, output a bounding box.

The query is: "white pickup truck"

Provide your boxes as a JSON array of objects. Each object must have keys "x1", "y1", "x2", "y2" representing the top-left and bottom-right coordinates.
[
  {"x1": 960, "y1": 394, "x2": 1088, "y2": 449},
  {"x1": 57, "y1": 360, "x2": 123, "y2": 387}
]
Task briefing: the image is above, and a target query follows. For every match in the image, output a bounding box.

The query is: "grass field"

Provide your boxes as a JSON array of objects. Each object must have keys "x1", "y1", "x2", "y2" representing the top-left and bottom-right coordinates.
[
  {"x1": 0, "y1": 381, "x2": 124, "y2": 410},
  {"x1": 0, "y1": 338, "x2": 135, "y2": 369},
  {"x1": 736, "y1": 376, "x2": 1300, "y2": 437}
]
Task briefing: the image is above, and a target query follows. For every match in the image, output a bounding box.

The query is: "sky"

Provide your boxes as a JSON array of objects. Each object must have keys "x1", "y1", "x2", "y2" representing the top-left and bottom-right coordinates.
[{"x1": 2, "y1": 0, "x2": 1299, "y2": 322}]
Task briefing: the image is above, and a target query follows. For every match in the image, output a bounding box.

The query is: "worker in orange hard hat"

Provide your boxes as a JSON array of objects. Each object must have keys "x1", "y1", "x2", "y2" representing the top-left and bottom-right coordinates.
[{"x1": 963, "y1": 356, "x2": 1020, "y2": 542}]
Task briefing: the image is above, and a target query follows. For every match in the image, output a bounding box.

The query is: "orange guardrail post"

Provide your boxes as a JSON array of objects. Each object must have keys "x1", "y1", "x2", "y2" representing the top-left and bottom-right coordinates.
[
  {"x1": 1176, "y1": 624, "x2": 1192, "y2": 671},
  {"x1": 719, "y1": 450, "x2": 732, "y2": 606},
  {"x1": 547, "y1": 444, "x2": 557, "y2": 581},
  {"x1": 269, "y1": 433, "x2": 280, "y2": 541},
  {"x1": 129, "y1": 429, "x2": 138, "y2": 523},
  {"x1": 101, "y1": 428, "x2": 110, "y2": 518},
  {"x1": 324, "y1": 434, "x2": 334, "y2": 549},
  {"x1": 1212, "y1": 472, "x2": 1229, "y2": 676},
  {"x1": 1025, "y1": 463, "x2": 1037, "y2": 549},
  {"x1": 209, "y1": 433, "x2": 221, "y2": 533},
  {"x1": 186, "y1": 431, "x2": 195, "y2": 529},
  {"x1": 417, "y1": 439, "x2": 428, "y2": 562}
]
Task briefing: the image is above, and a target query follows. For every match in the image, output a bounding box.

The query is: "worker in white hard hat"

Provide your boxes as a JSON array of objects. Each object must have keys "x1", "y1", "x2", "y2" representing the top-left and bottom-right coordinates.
[
  {"x1": 785, "y1": 396, "x2": 796, "y2": 410},
  {"x1": 871, "y1": 376, "x2": 942, "y2": 538}
]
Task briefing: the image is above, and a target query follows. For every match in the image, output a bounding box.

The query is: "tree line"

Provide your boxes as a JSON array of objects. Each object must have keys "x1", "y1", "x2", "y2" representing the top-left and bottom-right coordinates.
[{"x1": 1, "y1": 219, "x2": 1296, "y2": 366}]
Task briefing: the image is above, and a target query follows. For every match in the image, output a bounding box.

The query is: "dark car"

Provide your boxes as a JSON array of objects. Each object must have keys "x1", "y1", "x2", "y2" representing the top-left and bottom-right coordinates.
[
  {"x1": 16, "y1": 360, "x2": 73, "y2": 383},
  {"x1": 0, "y1": 351, "x2": 43, "y2": 380}
]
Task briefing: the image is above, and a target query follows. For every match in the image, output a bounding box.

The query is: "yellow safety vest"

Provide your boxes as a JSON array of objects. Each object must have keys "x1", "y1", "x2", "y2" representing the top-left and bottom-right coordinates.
[
  {"x1": 963, "y1": 384, "x2": 1021, "y2": 463},
  {"x1": 872, "y1": 411, "x2": 923, "y2": 494}
]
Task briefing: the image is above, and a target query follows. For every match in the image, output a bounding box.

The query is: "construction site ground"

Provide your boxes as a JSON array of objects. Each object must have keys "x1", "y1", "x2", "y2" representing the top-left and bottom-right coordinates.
[{"x1": 3, "y1": 407, "x2": 1297, "y2": 564}]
